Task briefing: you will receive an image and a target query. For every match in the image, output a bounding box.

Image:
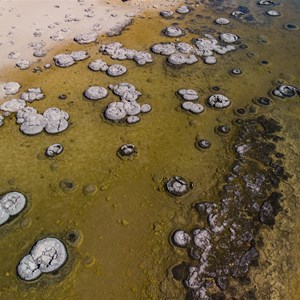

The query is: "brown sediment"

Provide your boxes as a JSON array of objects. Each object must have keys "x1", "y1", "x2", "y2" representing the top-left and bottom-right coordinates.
[{"x1": 0, "y1": 0, "x2": 299, "y2": 299}]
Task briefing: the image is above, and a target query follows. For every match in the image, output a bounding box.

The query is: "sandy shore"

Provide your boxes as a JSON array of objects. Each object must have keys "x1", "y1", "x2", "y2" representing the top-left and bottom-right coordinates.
[{"x1": 0, "y1": 0, "x2": 182, "y2": 70}]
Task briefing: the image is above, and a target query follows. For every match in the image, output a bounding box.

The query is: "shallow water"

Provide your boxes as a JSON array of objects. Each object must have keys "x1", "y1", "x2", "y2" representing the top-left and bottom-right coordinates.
[{"x1": 0, "y1": 0, "x2": 300, "y2": 299}]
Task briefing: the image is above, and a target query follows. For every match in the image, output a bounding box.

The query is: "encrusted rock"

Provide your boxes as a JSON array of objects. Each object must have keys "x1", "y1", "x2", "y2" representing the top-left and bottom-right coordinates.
[
  {"x1": 207, "y1": 94, "x2": 231, "y2": 109},
  {"x1": 88, "y1": 59, "x2": 109, "y2": 71},
  {"x1": 0, "y1": 99, "x2": 26, "y2": 112},
  {"x1": 17, "y1": 238, "x2": 67, "y2": 281},
  {"x1": 3, "y1": 82, "x2": 21, "y2": 95},
  {"x1": 20, "y1": 88, "x2": 44, "y2": 102},
  {"x1": 106, "y1": 64, "x2": 127, "y2": 77},
  {"x1": 46, "y1": 144, "x2": 64, "y2": 157},
  {"x1": 74, "y1": 32, "x2": 97, "y2": 44},
  {"x1": 84, "y1": 86, "x2": 108, "y2": 100},
  {"x1": 166, "y1": 176, "x2": 189, "y2": 196},
  {"x1": 178, "y1": 89, "x2": 199, "y2": 101}
]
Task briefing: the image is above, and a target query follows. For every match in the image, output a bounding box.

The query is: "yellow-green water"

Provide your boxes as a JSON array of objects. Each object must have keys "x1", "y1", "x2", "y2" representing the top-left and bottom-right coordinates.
[{"x1": 0, "y1": 0, "x2": 300, "y2": 299}]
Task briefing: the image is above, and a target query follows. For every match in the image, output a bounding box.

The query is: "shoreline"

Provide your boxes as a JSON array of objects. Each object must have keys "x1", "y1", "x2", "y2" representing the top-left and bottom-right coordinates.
[{"x1": 0, "y1": 0, "x2": 182, "y2": 70}]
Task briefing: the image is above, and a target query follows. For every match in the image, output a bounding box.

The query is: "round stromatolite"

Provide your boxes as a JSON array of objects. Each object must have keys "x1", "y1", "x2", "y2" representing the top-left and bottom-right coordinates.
[
  {"x1": 257, "y1": 0, "x2": 275, "y2": 5},
  {"x1": 0, "y1": 99, "x2": 26, "y2": 113},
  {"x1": 74, "y1": 32, "x2": 97, "y2": 44},
  {"x1": 164, "y1": 26, "x2": 185, "y2": 37},
  {"x1": 20, "y1": 88, "x2": 44, "y2": 102},
  {"x1": 0, "y1": 191, "x2": 26, "y2": 216},
  {"x1": 84, "y1": 86, "x2": 108, "y2": 100},
  {"x1": 277, "y1": 85, "x2": 298, "y2": 97},
  {"x1": 178, "y1": 89, "x2": 199, "y2": 101},
  {"x1": 16, "y1": 107, "x2": 38, "y2": 124},
  {"x1": 230, "y1": 68, "x2": 243, "y2": 76},
  {"x1": 182, "y1": 102, "x2": 204, "y2": 114},
  {"x1": 106, "y1": 64, "x2": 127, "y2": 77},
  {"x1": 254, "y1": 97, "x2": 273, "y2": 106},
  {"x1": 104, "y1": 102, "x2": 126, "y2": 121},
  {"x1": 43, "y1": 107, "x2": 69, "y2": 134},
  {"x1": 192, "y1": 228, "x2": 211, "y2": 249},
  {"x1": 33, "y1": 49, "x2": 46, "y2": 58},
  {"x1": 266, "y1": 10, "x2": 281, "y2": 16},
  {"x1": 16, "y1": 59, "x2": 30, "y2": 70},
  {"x1": 176, "y1": 42, "x2": 194, "y2": 54},
  {"x1": 168, "y1": 54, "x2": 198, "y2": 66},
  {"x1": 117, "y1": 143, "x2": 137, "y2": 158},
  {"x1": 29, "y1": 238, "x2": 67, "y2": 274},
  {"x1": 53, "y1": 54, "x2": 75, "y2": 67},
  {"x1": 46, "y1": 144, "x2": 64, "y2": 157},
  {"x1": 176, "y1": 5, "x2": 189, "y2": 14},
  {"x1": 60, "y1": 179, "x2": 78, "y2": 193},
  {"x1": 166, "y1": 176, "x2": 189, "y2": 196},
  {"x1": 140, "y1": 104, "x2": 152, "y2": 113},
  {"x1": 124, "y1": 102, "x2": 141, "y2": 116},
  {"x1": 88, "y1": 59, "x2": 109, "y2": 71},
  {"x1": 160, "y1": 10, "x2": 174, "y2": 18},
  {"x1": 151, "y1": 43, "x2": 176, "y2": 55},
  {"x1": 215, "y1": 124, "x2": 231, "y2": 135},
  {"x1": 204, "y1": 56, "x2": 217, "y2": 65},
  {"x1": 214, "y1": 18, "x2": 230, "y2": 25},
  {"x1": 20, "y1": 114, "x2": 46, "y2": 135},
  {"x1": 207, "y1": 94, "x2": 231, "y2": 109},
  {"x1": 0, "y1": 205, "x2": 10, "y2": 226},
  {"x1": 3, "y1": 82, "x2": 21, "y2": 95},
  {"x1": 109, "y1": 83, "x2": 141, "y2": 102},
  {"x1": 171, "y1": 230, "x2": 191, "y2": 247},
  {"x1": 17, "y1": 254, "x2": 42, "y2": 281},
  {"x1": 71, "y1": 51, "x2": 89, "y2": 61},
  {"x1": 100, "y1": 42, "x2": 123, "y2": 56},
  {"x1": 0, "y1": 115, "x2": 4, "y2": 127},
  {"x1": 126, "y1": 116, "x2": 140, "y2": 124},
  {"x1": 219, "y1": 33, "x2": 239, "y2": 43},
  {"x1": 196, "y1": 139, "x2": 211, "y2": 150},
  {"x1": 133, "y1": 51, "x2": 153, "y2": 65}
]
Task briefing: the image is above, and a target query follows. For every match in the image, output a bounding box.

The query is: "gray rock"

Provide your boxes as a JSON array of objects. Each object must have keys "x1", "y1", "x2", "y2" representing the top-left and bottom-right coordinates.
[
  {"x1": 20, "y1": 88, "x2": 44, "y2": 102},
  {"x1": 164, "y1": 26, "x2": 185, "y2": 37},
  {"x1": 88, "y1": 59, "x2": 109, "y2": 71},
  {"x1": 46, "y1": 144, "x2": 64, "y2": 157},
  {"x1": 104, "y1": 102, "x2": 126, "y2": 121},
  {"x1": 3, "y1": 82, "x2": 21, "y2": 95},
  {"x1": 106, "y1": 64, "x2": 127, "y2": 77},
  {"x1": 84, "y1": 86, "x2": 108, "y2": 100},
  {"x1": 74, "y1": 32, "x2": 97, "y2": 44},
  {"x1": 53, "y1": 54, "x2": 75, "y2": 67},
  {"x1": 208, "y1": 94, "x2": 231, "y2": 109},
  {"x1": 0, "y1": 99, "x2": 26, "y2": 112},
  {"x1": 178, "y1": 89, "x2": 199, "y2": 101},
  {"x1": 16, "y1": 59, "x2": 30, "y2": 70}
]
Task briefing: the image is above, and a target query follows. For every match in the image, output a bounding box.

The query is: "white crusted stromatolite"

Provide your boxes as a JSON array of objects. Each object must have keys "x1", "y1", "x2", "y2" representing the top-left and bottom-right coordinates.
[
  {"x1": 0, "y1": 115, "x2": 4, "y2": 127},
  {"x1": 219, "y1": 33, "x2": 239, "y2": 43},
  {"x1": 46, "y1": 144, "x2": 64, "y2": 157},
  {"x1": 84, "y1": 86, "x2": 108, "y2": 100},
  {"x1": 133, "y1": 51, "x2": 153, "y2": 65},
  {"x1": 126, "y1": 115, "x2": 140, "y2": 124},
  {"x1": 88, "y1": 59, "x2": 109, "y2": 71},
  {"x1": 215, "y1": 18, "x2": 230, "y2": 25},
  {"x1": 43, "y1": 107, "x2": 69, "y2": 134},
  {"x1": 0, "y1": 191, "x2": 26, "y2": 216},
  {"x1": 0, "y1": 205, "x2": 10, "y2": 226},
  {"x1": 172, "y1": 230, "x2": 191, "y2": 247},
  {"x1": 204, "y1": 56, "x2": 217, "y2": 65},
  {"x1": 106, "y1": 64, "x2": 127, "y2": 77},
  {"x1": 182, "y1": 102, "x2": 204, "y2": 114},
  {"x1": 140, "y1": 104, "x2": 152, "y2": 113},
  {"x1": 266, "y1": 10, "x2": 281, "y2": 16},
  {"x1": 20, "y1": 88, "x2": 44, "y2": 102},
  {"x1": 53, "y1": 54, "x2": 75, "y2": 67},
  {"x1": 176, "y1": 5, "x2": 189, "y2": 14},
  {"x1": 109, "y1": 83, "x2": 141, "y2": 102},
  {"x1": 124, "y1": 102, "x2": 141, "y2": 116},
  {"x1": 71, "y1": 51, "x2": 89, "y2": 61},
  {"x1": 3, "y1": 82, "x2": 21, "y2": 95},
  {"x1": 16, "y1": 59, "x2": 30, "y2": 70},
  {"x1": 0, "y1": 99, "x2": 26, "y2": 112},
  {"x1": 74, "y1": 32, "x2": 98, "y2": 44},
  {"x1": 17, "y1": 237, "x2": 68, "y2": 281},
  {"x1": 160, "y1": 10, "x2": 174, "y2": 18},
  {"x1": 164, "y1": 26, "x2": 185, "y2": 37},
  {"x1": 104, "y1": 102, "x2": 126, "y2": 121},
  {"x1": 168, "y1": 53, "x2": 198, "y2": 65},
  {"x1": 178, "y1": 89, "x2": 199, "y2": 101},
  {"x1": 100, "y1": 42, "x2": 123, "y2": 56},
  {"x1": 208, "y1": 94, "x2": 231, "y2": 109},
  {"x1": 20, "y1": 113, "x2": 47, "y2": 135},
  {"x1": 176, "y1": 42, "x2": 194, "y2": 54},
  {"x1": 151, "y1": 43, "x2": 176, "y2": 55},
  {"x1": 33, "y1": 49, "x2": 46, "y2": 58},
  {"x1": 166, "y1": 176, "x2": 189, "y2": 196}
]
